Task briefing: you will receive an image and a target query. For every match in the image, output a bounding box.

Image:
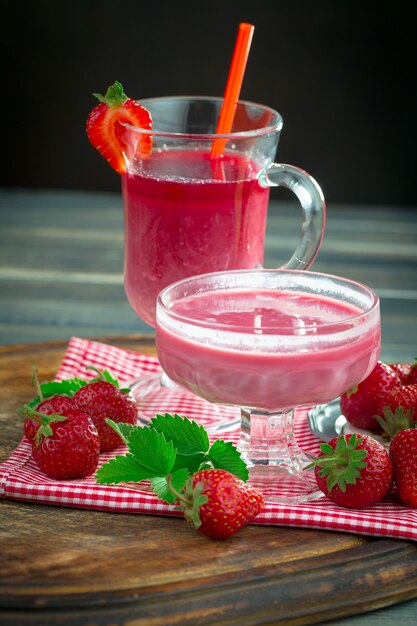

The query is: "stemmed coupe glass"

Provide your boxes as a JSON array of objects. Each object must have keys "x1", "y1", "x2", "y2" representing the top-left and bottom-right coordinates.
[{"x1": 155, "y1": 269, "x2": 381, "y2": 503}]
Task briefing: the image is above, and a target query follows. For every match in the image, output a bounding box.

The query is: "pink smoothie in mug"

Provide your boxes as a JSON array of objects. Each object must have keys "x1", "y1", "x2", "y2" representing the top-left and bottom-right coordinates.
[
  {"x1": 123, "y1": 148, "x2": 269, "y2": 327},
  {"x1": 156, "y1": 288, "x2": 381, "y2": 411}
]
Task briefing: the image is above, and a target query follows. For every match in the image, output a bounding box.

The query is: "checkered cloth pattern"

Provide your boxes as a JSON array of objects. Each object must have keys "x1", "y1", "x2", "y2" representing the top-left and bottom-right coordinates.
[{"x1": 1, "y1": 336, "x2": 416, "y2": 541}]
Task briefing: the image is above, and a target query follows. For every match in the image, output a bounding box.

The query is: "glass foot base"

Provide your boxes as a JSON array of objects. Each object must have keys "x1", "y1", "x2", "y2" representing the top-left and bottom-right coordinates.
[{"x1": 247, "y1": 463, "x2": 323, "y2": 504}]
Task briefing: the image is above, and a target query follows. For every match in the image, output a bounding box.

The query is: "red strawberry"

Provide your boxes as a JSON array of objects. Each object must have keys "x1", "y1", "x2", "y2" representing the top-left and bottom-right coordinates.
[
  {"x1": 32, "y1": 408, "x2": 100, "y2": 479},
  {"x1": 374, "y1": 383, "x2": 417, "y2": 440},
  {"x1": 310, "y1": 434, "x2": 393, "y2": 508},
  {"x1": 24, "y1": 395, "x2": 77, "y2": 441},
  {"x1": 178, "y1": 469, "x2": 264, "y2": 539},
  {"x1": 406, "y1": 363, "x2": 417, "y2": 385},
  {"x1": 74, "y1": 379, "x2": 138, "y2": 452},
  {"x1": 86, "y1": 81, "x2": 152, "y2": 174},
  {"x1": 376, "y1": 384, "x2": 417, "y2": 420},
  {"x1": 340, "y1": 361, "x2": 401, "y2": 431},
  {"x1": 390, "y1": 362, "x2": 414, "y2": 383},
  {"x1": 389, "y1": 428, "x2": 417, "y2": 507}
]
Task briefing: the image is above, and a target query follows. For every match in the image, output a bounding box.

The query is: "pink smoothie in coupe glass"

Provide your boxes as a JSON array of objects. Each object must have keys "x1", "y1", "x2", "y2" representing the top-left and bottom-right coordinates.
[
  {"x1": 156, "y1": 289, "x2": 381, "y2": 411},
  {"x1": 122, "y1": 149, "x2": 269, "y2": 326}
]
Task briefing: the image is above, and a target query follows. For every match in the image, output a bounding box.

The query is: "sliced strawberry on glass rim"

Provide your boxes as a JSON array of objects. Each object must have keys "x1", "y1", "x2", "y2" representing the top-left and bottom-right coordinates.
[{"x1": 86, "y1": 81, "x2": 153, "y2": 174}]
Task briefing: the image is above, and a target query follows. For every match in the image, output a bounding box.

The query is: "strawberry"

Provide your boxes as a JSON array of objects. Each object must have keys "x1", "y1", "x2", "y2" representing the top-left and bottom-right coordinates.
[
  {"x1": 340, "y1": 361, "x2": 401, "y2": 431},
  {"x1": 406, "y1": 363, "x2": 417, "y2": 385},
  {"x1": 177, "y1": 469, "x2": 264, "y2": 539},
  {"x1": 389, "y1": 428, "x2": 417, "y2": 507},
  {"x1": 376, "y1": 383, "x2": 417, "y2": 421},
  {"x1": 31, "y1": 408, "x2": 100, "y2": 479},
  {"x1": 389, "y1": 362, "x2": 414, "y2": 383},
  {"x1": 74, "y1": 377, "x2": 138, "y2": 452},
  {"x1": 309, "y1": 434, "x2": 393, "y2": 508},
  {"x1": 24, "y1": 395, "x2": 76, "y2": 441},
  {"x1": 374, "y1": 383, "x2": 417, "y2": 438},
  {"x1": 86, "y1": 81, "x2": 153, "y2": 174}
]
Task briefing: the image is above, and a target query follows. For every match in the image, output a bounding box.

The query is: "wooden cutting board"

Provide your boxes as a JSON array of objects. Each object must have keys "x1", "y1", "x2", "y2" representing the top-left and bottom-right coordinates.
[{"x1": 1, "y1": 337, "x2": 417, "y2": 626}]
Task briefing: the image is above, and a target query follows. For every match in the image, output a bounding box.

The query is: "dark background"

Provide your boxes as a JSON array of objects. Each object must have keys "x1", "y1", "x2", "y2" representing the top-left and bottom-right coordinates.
[{"x1": 2, "y1": 0, "x2": 416, "y2": 205}]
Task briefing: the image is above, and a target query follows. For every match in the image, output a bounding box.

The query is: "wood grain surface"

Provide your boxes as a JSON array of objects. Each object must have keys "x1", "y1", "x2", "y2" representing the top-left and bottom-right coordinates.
[{"x1": 2, "y1": 338, "x2": 417, "y2": 626}]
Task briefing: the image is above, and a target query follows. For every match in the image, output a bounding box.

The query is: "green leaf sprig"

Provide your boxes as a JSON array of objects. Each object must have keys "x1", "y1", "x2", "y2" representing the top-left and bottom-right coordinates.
[{"x1": 96, "y1": 413, "x2": 248, "y2": 503}]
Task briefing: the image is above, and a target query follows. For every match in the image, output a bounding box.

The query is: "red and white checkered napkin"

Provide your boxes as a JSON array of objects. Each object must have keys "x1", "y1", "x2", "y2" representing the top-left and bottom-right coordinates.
[{"x1": 1, "y1": 336, "x2": 416, "y2": 541}]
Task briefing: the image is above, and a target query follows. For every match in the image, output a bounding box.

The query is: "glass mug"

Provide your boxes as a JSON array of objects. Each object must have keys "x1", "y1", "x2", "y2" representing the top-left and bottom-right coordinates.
[{"x1": 121, "y1": 96, "x2": 326, "y2": 327}]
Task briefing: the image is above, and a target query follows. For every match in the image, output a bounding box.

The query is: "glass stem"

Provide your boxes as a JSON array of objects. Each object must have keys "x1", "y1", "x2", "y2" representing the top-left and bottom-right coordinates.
[{"x1": 238, "y1": 407, "x2": 307, "y2": 470}]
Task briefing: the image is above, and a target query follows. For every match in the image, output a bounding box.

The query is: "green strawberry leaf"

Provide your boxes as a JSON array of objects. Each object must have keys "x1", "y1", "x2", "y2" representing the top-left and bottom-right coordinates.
[
  {"x1": 93, "y1": 81, "x2": 128, "y2": 108},
  {"x1": 97, "y1": 427, "x2": 176, "y2": 484},
  {"x1": 96, "y1": 453, "x2": 152, "y2": 484},
  {"x1": 207, "y1": 439, "x2": 249, "y2": 481},
  {"x1": 150, "y1": 413, "x2": 210, "y2": 455},
  {"x1": 26, "y1": 378, "x2": 88, "y2": 409},
  {"x1": 127, "y1": 426, "x2": 177, "y2": 476},
  {"x1": 320, "y1": 443, "x2": 336, "y2": 455},
  {"x1": 151, "y1": 469, "x2": 190, "y2": 504},
  {"x1": 105, "y1": 419, "x2": 136, "y2": 446},
  {"x1": 99, "y1": 369, "x2": 120, "y2": 386},
  {"x1": 84, "y1": 366, "x2": 125, "y2": 388},
  {"x1": 172, "y1": 452, "x2": 208, "y2": 474}
]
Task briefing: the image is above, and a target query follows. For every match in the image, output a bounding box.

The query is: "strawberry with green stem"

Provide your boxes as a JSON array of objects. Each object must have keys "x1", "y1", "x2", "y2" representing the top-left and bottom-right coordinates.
[
  {"x1": 23, "y1": 366, "x2": 78, "y2": 441},
  {"x1": 30, "y1": 407, "x2": 100, "y2": 480},
  {"x1": 24, "y1": 394, "x2": 77, "y2": 441},
  {"x1": 73, "y1": 367, "x2": 138, "y2": 452},
  {"x1": 374, "y1": 384, "x2": 417, "y2": 439},
  {"x1": 86, "y1": 81, "x2": 153, "y2": 174},
  {"x1": 22, "y1": 366, "x2": 136, "y2": 452},
  {"x1": 168, "y1": 469, "x2": 264, "y2": 539},
  {"x1": 308, "y1": 434, "x2": 393, "y2": 508}
]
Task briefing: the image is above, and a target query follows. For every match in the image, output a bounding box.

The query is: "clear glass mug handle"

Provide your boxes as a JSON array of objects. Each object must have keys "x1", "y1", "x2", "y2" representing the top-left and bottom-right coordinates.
[{"x1": 259, "y1": 163, "x2": 326, "y2": 269}]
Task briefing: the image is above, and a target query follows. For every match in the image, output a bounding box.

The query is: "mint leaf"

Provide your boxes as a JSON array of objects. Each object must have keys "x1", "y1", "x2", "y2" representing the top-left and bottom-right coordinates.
[
  {"x1": 208, "y1": 439, "x2": 249, "y2": 481},
  {"x1": 151, "y1": 413, "x2": 210, "y2": 455},
  {"x1": 151, "y1": 469, "x2": 190, "y2": 504}
]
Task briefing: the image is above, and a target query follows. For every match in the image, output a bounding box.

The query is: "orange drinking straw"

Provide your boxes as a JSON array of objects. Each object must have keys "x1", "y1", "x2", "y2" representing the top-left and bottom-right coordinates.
[{"x1": 211, "y1": 22, "x2": 255, "y2": 158}]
